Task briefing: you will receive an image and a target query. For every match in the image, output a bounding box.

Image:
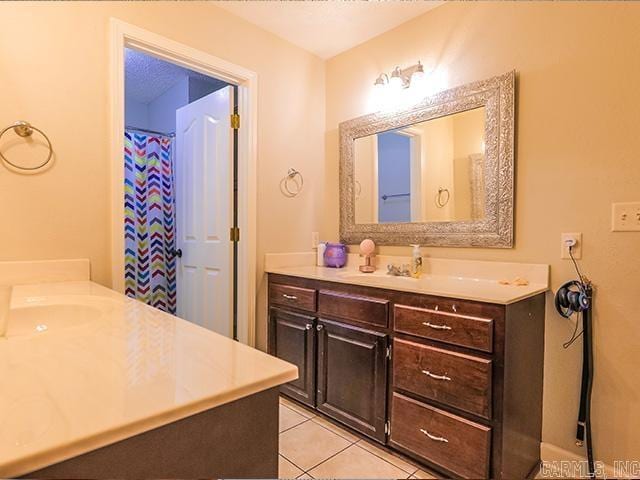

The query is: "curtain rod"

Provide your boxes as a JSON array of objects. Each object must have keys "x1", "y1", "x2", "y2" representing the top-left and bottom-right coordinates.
[{"x1": 125, "y1": 126, "x2": 175, "y2": 138}]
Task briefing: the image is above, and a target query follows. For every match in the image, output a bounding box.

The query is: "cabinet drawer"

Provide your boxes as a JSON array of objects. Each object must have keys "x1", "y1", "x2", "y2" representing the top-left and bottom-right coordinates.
[
  {"x1": 394, "y1": 304, "x2": 493, "y2": 353},
  {"x1": 390, "y1": 393, "x2": 491, "y2": 479},
  {"x1": 270, "y1": 283, "x2": 317, "y2": 313},
  {"x1": 393, "y1": 338, "x2": 492, "y2": 419},
  {"x1": 318, "y1": 290, "x2": 388, "y2": 328}
]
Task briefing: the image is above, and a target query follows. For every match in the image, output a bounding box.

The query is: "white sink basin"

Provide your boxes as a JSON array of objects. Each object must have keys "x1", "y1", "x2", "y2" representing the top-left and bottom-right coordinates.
[{"x1": 5, "y1": 305, "x2": 101, "y2": 338}]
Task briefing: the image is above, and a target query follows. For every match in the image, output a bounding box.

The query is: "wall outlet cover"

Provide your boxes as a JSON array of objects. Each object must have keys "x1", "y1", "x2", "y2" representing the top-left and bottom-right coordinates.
[
  {"x1": 561, "y1": 233, "x2": 582, "y2": 259},
  {"x1": 612, "y1": 202, "x2": 640, "y2": 232}
]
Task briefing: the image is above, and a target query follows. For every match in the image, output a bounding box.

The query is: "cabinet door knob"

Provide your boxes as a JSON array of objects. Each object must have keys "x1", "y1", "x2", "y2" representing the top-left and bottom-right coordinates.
[
  {"x1": 419, "y1": 428, "x2": 449, "y2": 443},
  {"x1": 305, "y1": 324, "x2": 312, "y2": 330},
  {"x1": 421, "y1": 369, "x2": 452, "y2": 381},
  {"x1": 316, "y1": 324, "x2": 324, "y2": 331}
]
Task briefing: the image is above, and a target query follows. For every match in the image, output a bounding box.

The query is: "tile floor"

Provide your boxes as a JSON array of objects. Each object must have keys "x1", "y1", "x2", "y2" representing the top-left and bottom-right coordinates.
[{"x1": 278, "y1": 396, "x2": 438, "y2": 479}]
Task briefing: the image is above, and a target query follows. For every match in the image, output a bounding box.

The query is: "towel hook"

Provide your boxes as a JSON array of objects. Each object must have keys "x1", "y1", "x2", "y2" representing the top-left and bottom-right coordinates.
[
  {"x1": 0, "y1": 121, "x2": 53, "y2": 172},
  {"x1": 280, "y1": 168, "x2": 304, "y2": 197}
]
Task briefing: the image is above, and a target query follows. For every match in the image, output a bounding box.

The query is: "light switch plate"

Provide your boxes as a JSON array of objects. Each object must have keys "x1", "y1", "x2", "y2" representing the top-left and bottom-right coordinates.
[
  {"x1": 612, "y1": 202, "x2": 640, "y2": 231},
  {"x1": 561, "y1": 233, "x2": 582, "y2": 259}
]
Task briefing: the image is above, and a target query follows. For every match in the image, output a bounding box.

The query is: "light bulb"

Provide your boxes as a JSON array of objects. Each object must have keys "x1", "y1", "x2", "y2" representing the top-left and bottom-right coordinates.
[
  {"x1": 410, "y1": 69, "x2": 426, "y2": 87},
  {"x1": 371, "y1": 74, "x2": 388, "y2": 111},
  {"x1": 389, "y1": 75, "x2": 403, "y2": 92},
  {"x1": 389, "y1": 66, "x2": 403, "y2": 92}
]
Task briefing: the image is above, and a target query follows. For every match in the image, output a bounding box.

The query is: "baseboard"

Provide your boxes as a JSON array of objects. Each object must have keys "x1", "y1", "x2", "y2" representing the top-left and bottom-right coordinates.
[{"x1": 540, "y1": 442, "x2": 617, "y2": 478}]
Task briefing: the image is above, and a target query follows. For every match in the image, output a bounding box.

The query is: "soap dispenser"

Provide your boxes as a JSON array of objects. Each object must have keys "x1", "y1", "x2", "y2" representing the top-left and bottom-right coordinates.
[{"x1": 410, "y1": 244, "x2": 422, "y2": 278}]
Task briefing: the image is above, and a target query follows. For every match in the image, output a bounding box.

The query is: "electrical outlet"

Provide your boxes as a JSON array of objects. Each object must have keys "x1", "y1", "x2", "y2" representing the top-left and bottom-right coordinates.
[
  {"x1": 561, "y1": 233, "x2": 582, "y2": 259},
  {"x1": 612, "y1": 202, "x2": 640, "y2": 232},
  {"x1": 311, "y1": 231, "x2": 320, "y2": 249}
]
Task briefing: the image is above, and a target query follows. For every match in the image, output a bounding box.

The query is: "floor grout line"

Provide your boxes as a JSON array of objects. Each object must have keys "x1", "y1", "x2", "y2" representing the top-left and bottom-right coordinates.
[
  {"x1": 279, "y1": 417, "x2": 312, "y2": 435},
  {"x1": 353, "y1": 440, "x2": 420, "y2": 475},
  {"x1": 301, "y1": 441, "x2": 355, "y2": 475},
  {"x1": 278, "y1": 451, "x2": 308, "y2": 476},
  {"x1": 279, "y1": 398, "x2": 430, "y2": 479}
]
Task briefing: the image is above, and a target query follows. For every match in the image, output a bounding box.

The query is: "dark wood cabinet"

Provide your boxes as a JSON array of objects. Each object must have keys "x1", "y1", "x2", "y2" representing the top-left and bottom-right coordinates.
[
  {"x1": 316, "y1": 318, "x2": 389, "y2": 442},
  {"x1": 268, "y1": 273, "x2": 545, "y2": 480},
  {"x1": 268, "y1": 307, "x2": 316, "y2": 407}
]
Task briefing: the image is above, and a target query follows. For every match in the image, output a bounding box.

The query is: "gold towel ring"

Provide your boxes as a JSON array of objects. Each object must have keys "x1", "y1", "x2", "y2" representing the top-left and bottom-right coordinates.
[{"x1": 0, "y1": 121, "x2": 53, "y2": 171}]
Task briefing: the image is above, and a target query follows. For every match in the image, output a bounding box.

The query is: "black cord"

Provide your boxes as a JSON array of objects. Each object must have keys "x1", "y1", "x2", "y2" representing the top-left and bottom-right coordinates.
[{"x1": 563, "y1": 245, "x2": 588, "y2": 348}]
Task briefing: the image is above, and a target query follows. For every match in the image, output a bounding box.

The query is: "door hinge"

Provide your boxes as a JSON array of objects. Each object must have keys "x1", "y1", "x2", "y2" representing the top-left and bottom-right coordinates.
[
  {"x1": 386, "y1": 345, "x2": 392, "y2": 360},
  {"x1": 231, "y1": 113, "x2": 240, "y2": 130},
  {"x1": 384, "y1": 421, "x2": 391, "y2": 435},
  {"x1": 230, "y1": 227, "x2": 240, "y2": 242}
]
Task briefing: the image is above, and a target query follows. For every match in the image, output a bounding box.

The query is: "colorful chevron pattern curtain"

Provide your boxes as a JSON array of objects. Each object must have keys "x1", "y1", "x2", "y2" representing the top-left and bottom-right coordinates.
[{"x1": 124, "y1": 130, "x2": 177, "y2": 314}]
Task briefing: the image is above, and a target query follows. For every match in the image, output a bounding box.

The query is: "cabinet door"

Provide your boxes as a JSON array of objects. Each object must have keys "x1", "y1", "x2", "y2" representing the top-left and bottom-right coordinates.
[
  {"x1": 316, "y1": 318, "x2": 388, "y2": 442},
  {"x1": 269, "y1": 308, "x2": 316, "y2": 407}
]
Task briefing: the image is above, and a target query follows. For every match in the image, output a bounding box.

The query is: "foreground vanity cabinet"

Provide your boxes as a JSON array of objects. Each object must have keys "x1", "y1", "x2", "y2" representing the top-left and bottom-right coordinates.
[{"x1": 268, "y1": 273, "x2": 545, "y2": 479}]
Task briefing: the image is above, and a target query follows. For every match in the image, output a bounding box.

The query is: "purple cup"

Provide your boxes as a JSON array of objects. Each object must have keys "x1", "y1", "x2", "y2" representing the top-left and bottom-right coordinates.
[{"x1": 324, "y1": 243, "x2": 348, "y2": 268}]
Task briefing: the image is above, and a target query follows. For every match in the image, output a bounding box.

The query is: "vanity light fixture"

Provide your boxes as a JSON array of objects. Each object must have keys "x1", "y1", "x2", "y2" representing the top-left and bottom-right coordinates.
[
  {"x1": 372, "y1": 61, "x2": 429, "y2": 110},
  {"x1": 374, "y1": 61, "x2": 425, "y2": 91}
]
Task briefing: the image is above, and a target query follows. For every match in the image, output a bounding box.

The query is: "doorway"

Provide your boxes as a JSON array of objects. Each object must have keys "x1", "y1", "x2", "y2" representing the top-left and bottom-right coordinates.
[{"x1": 110, "y1": 20, "x2": 257, "y2": 345}]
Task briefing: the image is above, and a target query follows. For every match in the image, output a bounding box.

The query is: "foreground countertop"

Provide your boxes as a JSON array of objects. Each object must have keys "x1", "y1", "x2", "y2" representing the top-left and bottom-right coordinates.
[
  {"x1": 266, "y1": 263, "x2": 548, "y2": 305},
  {"x1": 0, "y1": 281, "x2": 297, "y2": 478}
]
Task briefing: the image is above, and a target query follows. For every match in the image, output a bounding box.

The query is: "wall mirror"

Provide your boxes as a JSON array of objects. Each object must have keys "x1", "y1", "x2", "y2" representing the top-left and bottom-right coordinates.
[{"x1": 340, "y1": 71, "x2": 515, "y2": 247}]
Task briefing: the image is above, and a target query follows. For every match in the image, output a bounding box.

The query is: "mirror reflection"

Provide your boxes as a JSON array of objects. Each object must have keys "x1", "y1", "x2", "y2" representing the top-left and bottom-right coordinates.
[{"x1": 354, "y1": 106, "x2": 486, "y2": 224}]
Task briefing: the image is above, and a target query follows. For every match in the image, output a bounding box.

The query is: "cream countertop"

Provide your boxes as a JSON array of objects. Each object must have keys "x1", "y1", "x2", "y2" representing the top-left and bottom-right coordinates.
[
  {"x1": 265, "y1": 253, "x2": 549, "y2": 305},
  {"x1": 0, "y1": 281, "x2": 297, "y2": 478}
]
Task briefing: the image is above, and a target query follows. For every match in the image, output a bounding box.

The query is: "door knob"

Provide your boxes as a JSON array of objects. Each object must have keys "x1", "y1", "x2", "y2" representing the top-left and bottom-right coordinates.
[{"x1": 173, "y1": 248, "x2": 183, "y2": 259}]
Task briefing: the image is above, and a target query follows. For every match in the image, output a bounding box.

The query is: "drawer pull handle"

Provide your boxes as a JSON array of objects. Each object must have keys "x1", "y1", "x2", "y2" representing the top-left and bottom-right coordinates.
[
  {"x1": 422, "y1": 322, "x2": 452, "y2": 331},
  {"x1": 421, "y1": 369, "x2": 452, "y2": 381},
  {"x1": 282, "y1": 294, "x2": 298, "y2": 300},
  {"x1": 419, "y1": 428, "x2": 449, "y2": 443}
]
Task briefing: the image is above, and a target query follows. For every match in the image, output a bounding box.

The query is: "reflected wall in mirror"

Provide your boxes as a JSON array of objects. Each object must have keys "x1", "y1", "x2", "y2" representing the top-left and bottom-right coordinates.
[
  {"x1": 340, "y1": 70, "x2": 515, "y2": 248},
  {"x1": 354, "y1": 107, "x2": 486, "y2": 224}
]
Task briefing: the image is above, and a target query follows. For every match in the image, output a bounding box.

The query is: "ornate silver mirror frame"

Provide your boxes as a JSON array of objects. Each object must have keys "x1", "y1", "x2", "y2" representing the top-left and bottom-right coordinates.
[{"x1": 339, "y1": 70, "x2": 515, "y2": 248}]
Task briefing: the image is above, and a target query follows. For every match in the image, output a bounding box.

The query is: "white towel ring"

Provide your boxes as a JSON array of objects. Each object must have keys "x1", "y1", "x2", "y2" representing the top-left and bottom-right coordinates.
[
  {"x1": 281, "y1": 168, "x2": 304, "y2": 197},
  {"x1": 435, "y1": 187, "x2": 450, "y2": 208},
  {"x1": 0, "y1": 121, "x2": 53, "y2": 171}
]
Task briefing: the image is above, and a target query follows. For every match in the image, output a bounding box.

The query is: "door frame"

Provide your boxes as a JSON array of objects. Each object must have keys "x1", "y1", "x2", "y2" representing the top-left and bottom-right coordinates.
[{"x1": 109, "y1": 18, "x2": 258, "y2": 346}]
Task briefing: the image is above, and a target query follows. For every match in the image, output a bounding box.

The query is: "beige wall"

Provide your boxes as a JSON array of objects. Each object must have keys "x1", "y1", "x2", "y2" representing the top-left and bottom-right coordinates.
[
  {"x1": 0, "y1": 1, "x2": 325, "y2": 349},
  {"x1": 325, "y1": 2, "x2": 640, "y2": 463}
]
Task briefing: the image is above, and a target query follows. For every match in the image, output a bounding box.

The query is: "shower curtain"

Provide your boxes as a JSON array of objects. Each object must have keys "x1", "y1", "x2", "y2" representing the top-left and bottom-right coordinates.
[{"x1": 124, "y1": 130, "x2": 177, "y2": 314}]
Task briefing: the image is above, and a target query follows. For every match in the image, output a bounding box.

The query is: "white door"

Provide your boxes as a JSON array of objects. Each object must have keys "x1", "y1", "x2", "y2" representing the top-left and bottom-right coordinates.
[{"x1": 175, "y1": 87, "x2": 233, "y2": 337}]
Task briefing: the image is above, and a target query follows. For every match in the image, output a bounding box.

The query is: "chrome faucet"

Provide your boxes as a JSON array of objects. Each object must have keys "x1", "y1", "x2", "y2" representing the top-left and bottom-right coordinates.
[{"x1": 387, "y1": 264, "x2": 411, "y2": 277}]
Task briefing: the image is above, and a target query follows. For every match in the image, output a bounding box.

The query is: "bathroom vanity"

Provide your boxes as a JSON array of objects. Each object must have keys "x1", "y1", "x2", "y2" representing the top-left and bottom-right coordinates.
[
  {"x1": 267, "y1": 258, "x2": 547, "y2": 479},
  {"x1": 0, "y1": 260, "x2": 297, "y2": 479}
]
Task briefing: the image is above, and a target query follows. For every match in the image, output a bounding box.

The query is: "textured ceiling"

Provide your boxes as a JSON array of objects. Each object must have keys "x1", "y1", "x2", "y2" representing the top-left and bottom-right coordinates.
[
  {"x1": 125, "y1": 49, "x2": 226, "y2": 104},
  {"x1": 216, "y1": 1, "x2": 443, "y2": 59}
]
